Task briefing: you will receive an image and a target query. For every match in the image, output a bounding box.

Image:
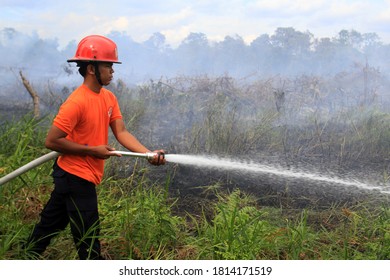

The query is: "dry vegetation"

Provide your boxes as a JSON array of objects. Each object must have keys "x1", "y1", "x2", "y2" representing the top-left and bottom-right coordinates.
[{"x1": 0, "y1": 74, "x2": 389, "y2": 259}]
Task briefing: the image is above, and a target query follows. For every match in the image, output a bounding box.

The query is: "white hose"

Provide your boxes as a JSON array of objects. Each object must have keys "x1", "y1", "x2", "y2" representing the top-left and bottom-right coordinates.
[
  {"x1": 0, "y1": 150, "x2": 157, "y2": 186},
  {"x1": 110, "y1": 150, "x2": 157, "y2": 159},
  {"x1": 0, "y1": 151, "x2": 60, "y2": 186}
]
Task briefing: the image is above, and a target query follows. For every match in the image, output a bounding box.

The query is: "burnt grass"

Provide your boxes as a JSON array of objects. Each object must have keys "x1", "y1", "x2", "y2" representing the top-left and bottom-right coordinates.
[
  {"x1": 105, "y1": 76, "x2": 390, "y2": 217},
  {"x1": 142, "y1": 151, "x2": 390, "y2": 217},
  {"x1": 135, "y1": 108, "x2": 390, "y2": 215},
  {"x1": 4, "y1": 74, "x2": 390, "y2": 217}
]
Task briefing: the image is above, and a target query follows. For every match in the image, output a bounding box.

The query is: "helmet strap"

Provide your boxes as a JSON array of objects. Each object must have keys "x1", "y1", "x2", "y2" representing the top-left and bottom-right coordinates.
[{"x1": 93, "y1": 62, "x2": 103, "y2": 86}]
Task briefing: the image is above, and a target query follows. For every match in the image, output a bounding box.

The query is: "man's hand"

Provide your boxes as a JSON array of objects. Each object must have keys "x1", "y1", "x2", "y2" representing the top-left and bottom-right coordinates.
[
  {"x1": 90, "y1": 145, "x2": 120, "y2": 159},
  {"x1": 148, "y1": 149, "x2": 166, "y2": 165}
]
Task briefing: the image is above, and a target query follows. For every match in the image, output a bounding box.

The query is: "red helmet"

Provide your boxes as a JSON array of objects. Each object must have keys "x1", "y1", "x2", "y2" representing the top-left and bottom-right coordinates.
[{"x1": 67, "y1": 35, "x2": 121, "y2": 64}]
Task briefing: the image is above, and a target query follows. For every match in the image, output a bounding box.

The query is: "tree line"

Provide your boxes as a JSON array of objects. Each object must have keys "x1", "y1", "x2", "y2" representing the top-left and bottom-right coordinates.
[{"x1": 0, "y1": 27, "x2": 389, "y2": 84}]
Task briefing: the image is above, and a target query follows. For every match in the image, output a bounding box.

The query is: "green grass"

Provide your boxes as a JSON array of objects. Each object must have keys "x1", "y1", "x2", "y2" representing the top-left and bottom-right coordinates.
[{"x1": 1, "y1": 140, "x2": 389, "y2": 260}]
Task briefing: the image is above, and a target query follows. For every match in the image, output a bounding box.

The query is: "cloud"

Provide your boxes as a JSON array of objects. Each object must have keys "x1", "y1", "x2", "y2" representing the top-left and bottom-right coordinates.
[{"x1": 0, "y1": 0, "x2": 389, "y2": 48}]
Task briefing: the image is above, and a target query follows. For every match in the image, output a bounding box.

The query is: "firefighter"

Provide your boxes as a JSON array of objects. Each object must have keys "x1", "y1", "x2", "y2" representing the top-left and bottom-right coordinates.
[{"x1": 26, "y1": 35, "x2": 165, "y2": 259}]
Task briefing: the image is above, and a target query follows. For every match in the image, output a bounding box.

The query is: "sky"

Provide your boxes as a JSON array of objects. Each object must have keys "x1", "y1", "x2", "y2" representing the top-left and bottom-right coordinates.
[{"x1": 1, "y1": 0, "x2": 390, "y2": 48}]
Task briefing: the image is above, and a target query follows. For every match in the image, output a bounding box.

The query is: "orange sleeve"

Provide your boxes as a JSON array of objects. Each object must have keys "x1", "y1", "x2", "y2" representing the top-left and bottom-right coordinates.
[{"x1": 53, "y1": 99, "x2": 82, "y2": 135}]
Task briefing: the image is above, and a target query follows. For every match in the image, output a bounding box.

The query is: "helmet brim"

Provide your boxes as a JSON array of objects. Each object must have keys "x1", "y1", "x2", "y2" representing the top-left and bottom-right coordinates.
[{"x1": 67, "y1": 58, "x2": 122, "y2": 64}]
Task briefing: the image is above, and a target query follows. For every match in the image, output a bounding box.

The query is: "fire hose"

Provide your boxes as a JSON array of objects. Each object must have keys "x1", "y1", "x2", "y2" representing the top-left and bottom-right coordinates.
[{"x1": 0, "y1": 151, "x2": 158, "y2": 186}]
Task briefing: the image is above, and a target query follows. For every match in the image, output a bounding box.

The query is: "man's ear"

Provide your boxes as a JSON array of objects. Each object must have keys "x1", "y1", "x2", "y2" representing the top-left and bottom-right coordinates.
[{"x1": 86, "y1": 64, "x2": 95, "y2": 75}]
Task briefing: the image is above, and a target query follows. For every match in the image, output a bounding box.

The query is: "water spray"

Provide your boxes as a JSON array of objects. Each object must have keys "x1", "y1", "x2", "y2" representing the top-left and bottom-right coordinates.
[
  {"x1": 164, "y1": 154, "x2": 390, "y2": 194},
  {"x1": 1, "y1": 151, "x2": 389, "y2": 195}
]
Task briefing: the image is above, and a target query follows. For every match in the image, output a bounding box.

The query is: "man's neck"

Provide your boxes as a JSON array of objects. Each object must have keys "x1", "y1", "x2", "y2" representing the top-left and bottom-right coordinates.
[{"x1": 83, "y1": 79, "x2": 102, "y2": 93}]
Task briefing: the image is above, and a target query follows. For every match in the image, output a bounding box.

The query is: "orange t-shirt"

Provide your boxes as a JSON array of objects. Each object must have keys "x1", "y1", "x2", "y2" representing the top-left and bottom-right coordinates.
[{"x1": 53, "y1": 84, "x2": 122, "y2": 185}]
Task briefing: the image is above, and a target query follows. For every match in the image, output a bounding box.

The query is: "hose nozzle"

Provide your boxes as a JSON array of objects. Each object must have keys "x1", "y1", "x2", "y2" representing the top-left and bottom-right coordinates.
[{"x1": 146, "y1": 152, "x2": 157, "y2": 160}]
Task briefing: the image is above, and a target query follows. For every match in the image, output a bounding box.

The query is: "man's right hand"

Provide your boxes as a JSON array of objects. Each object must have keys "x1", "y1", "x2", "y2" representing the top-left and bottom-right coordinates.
[{"x1": 148, "y1": 149, "x2": 166, "y2": 165}]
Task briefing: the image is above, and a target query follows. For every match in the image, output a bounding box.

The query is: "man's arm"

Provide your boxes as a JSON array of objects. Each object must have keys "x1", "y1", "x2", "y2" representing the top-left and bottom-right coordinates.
[
  {"x1": 45, "y1": 125, "x2": 116, "y2": 159},
  {"x1": 110, "y1": 119, "x2": 165, "y2": 165},
  {"x1": 110, "y1": 119, "x2": 150, "y2": 153}
]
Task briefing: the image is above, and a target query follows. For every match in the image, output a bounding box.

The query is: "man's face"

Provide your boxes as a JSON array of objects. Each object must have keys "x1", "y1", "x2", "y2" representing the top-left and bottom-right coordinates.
[{"x1": 98, "y1": 62, "x2": 114, "y2": 85}]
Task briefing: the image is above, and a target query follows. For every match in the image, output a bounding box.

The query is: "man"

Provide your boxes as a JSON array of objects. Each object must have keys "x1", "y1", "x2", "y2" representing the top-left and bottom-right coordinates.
[{"x1": 26, "y1": 35, "x2": 165, "y2": 260}]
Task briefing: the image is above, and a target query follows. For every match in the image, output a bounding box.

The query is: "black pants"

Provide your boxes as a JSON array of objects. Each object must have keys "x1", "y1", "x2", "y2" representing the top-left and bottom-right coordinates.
[{"x1": 27, "y1": 161, "x2": 102, "y2": 260}]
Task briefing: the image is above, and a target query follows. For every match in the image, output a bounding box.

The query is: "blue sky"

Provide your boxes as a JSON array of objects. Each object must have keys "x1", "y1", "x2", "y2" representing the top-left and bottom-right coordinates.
[{"x1": 1, "y1": 0, "x2": 390, "y2": 48}]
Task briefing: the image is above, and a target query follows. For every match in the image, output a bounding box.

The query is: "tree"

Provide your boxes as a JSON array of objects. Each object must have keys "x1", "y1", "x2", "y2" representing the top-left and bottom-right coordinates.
[
  {"x1": 270, "y1": 27, "x2": 313, "y2": 56},
  {"x1": 143, "y1": 32, "x2": 168, "y2": 52},
  {"x1": 176, "y1": 32, "x2": 211, "y2": 74},
  {"x1": 269, "y1": 27, "x2": 314, "y2": 75},
  {"x1": 19, "y1": 71, "x2": 40, "y2": 118},
  {"x1": 214, "y1": 34, "x2": 248, "y2": 76},
  {"x1": 249, "y1": 34, "x2": 273, "y2": 75},
  {"x1": 142, "y1": 32, "x2": 173, "y2": 77}
]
